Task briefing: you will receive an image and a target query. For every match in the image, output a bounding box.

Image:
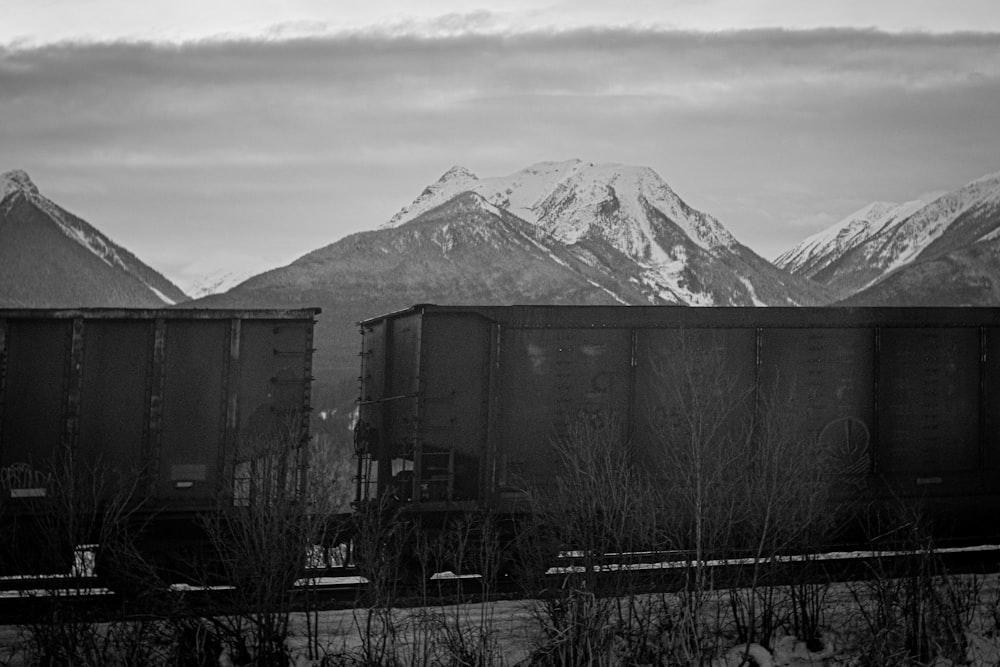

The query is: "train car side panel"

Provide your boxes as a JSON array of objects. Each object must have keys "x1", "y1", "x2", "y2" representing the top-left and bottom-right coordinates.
[
  {"x1": 0, "y1": 319, "x2": 70, "y2": 482},
  {"x1": 632, "y1": 327, "x2": 757, "y2": 474},
  {"x1": 0, "y1": 308, "x2": 319, "y2": 579},
  {"x1": 159, "y1": 319, "x2": 229, "y2": 504},
  {"x1": 416, "y1": 312, "x2": 491, "y2": 503},
  {"x1": 237, "y1": 319, "x2": 313, "y2": 434},
  {"x1": 386, "y1": 312, "x2": 422, "y2": 460},
  {"x1": 355, "y1": 311, "x2": 424, "y2": 503},
  {"x1": 985, "y1": 327, "x2": 1000, "y2": 486},
  {"x1": 355, "y1": 305, "x2": 1000, "y2": 549},
  {"x1": 232, "y1": 319, "x2": 313, "y2": 504},
  {"x1": 495, "y1": 327, "x2": 632, "y2": 491},
  {"x1": 759, "y1": 328, "x2": 876, "y2": 486},
  {"x1": 77, "y1": 320, "x2": 152, "y2": 480},
  {"x1": 356, "y1": 317, "x2": 386, "y2": 501},
  {"x1": 877, "y1": 327, "x2": 981, "y2": 495}
]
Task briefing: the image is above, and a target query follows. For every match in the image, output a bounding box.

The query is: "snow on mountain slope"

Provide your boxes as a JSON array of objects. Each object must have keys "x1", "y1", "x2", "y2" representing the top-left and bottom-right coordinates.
[
  {"x1": 0, "y1": 170, "x2": 36, "y2": 202},
  {"x1": 775, "y1": 200, "x2": 925, "y2": 278},
  {"x1": 911, "y1": 171, "x2": 1000, "y2": 260},
  {"x1": 876, "y1": 172, "x2": 1000, "y2": 274},
  {"x1": 979, "y1": 226, "x2": 1000, "y2": 243},
  {"x1": 384, "y1": 160, "x2": 827, "y2": 306},
  {"x1": 385, "y1": 165, "x2": 479, "y2": 227},
  {"x1": 840, "y1": 237, "x2": 1000, "y2": 306},
  {"x1": 776, "y1": 170, "x2": 1000, "y2": 299},
  {"x1": 0, "y1": 170, "x2": 188, "y2": 306},
  {"x1": 387, "y1": 159, "x2": 737, "y2": 252},
  {"x1": 185, "y1": 267, "x2": 265, "y2": 299}
]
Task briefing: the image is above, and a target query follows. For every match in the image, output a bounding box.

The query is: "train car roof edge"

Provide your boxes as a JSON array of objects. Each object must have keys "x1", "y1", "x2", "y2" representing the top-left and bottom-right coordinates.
[
  {"x1": 0, "y1": 307, "x2": 321, "y2": 319},
  {"x1": 357, "y1": 304, "x2": 1000, "y2": 328}
]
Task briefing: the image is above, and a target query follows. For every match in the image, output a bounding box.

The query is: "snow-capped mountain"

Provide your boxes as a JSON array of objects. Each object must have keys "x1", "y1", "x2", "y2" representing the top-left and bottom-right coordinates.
[
  {"x1": 386, "y1": 160, "x2": 828, "y2": 306},
  {"x1": 774, "y1": 200, "x2": 925, "y2": 279},
  {"x1": 840, "y1": 172, "x2": 1000, "y2": 305},
  {"x1": 911, "y1": 171, "x2": 1000, "y2": 260},
  {"x1": 0, "y1": 170, "x2": 187, "y2": 307},
  {"x1": 184, "y1": 267, "x2": 262, "y2": 299},
  {"x1": 390, "y1": 159, "x2": 738, "y2": 251},
  {"x1": 776, "y1": 171, "x2": 1000, "y2": 301},
  {"x1": 839, "y1": 239, "x2": 1000, "y2": 306},
  {"x1": 194, "y1": 159, "x2": 834, "y2": 405},
  {"x1": 193, "y1": 189, "x2": 657, "y2": 385}
]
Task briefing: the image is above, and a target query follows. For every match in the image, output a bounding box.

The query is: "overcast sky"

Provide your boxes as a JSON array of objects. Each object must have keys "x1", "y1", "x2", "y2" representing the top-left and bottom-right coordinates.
[{"x1": 3, "y1": 1, "x2": 1000, "y2": 292}]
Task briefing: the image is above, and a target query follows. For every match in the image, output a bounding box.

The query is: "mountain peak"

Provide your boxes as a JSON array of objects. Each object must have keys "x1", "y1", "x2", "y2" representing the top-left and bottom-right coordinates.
[
  {"x1": 372, "y1": 158, "x2": 816, "y2": 306},
  {"x1": 855, "y1": 201, "x2": 901, "y2": 219},
  {"x1": 968, "y1": 170, "x2": 1000, "y2": 188},
  {"x1": 1, "y1": 172, "x2": 188, "y2": 307},
  {"x1": 520, "y1": 158, "x2": 584, "y2": 174},
  {"x1": 1, "y1": 169, "x2": 39, "y2": 201},
  {"x1": 439, "y1": 165, "x2": 478, "y2": 182},
  {"x1": 383, "y1": 165, "x2": 480, "y2": 228},
  {"x1": 385, "y1": 159, "x2": 740, "y2": 256},
  {"x1": 773, "y1": 199, "x2": 919, "y2": 279},
  {"x1": 775, "y1": 166, "x2": 1000, "y2": 300}
]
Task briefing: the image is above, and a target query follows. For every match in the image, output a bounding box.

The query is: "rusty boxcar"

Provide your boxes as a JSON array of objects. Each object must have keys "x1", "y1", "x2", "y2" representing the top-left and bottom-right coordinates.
[
  {"x1": 0, "y1": 308, "x2": 318, "y2": 577},
  {"x1": 355, "y1": 305, "x2": 1000, "y2": 546}
]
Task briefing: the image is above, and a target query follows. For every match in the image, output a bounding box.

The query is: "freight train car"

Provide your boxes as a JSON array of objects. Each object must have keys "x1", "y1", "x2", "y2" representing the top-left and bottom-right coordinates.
[
  {"x1": 0, "y1": 308, "x2": 318, "y2": 579},
  {"x1": 355, "y1": 305, "x2": 1000, "y2": 549}
]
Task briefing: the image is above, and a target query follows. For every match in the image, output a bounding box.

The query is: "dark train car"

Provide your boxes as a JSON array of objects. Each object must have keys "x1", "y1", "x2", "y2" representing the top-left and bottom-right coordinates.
[
  {"x1": 355, "y1": 305, "x2": 1000, "y2": 545},
  {"x1": 0, "y1": 308, "x2": 318, "y2": 576}
]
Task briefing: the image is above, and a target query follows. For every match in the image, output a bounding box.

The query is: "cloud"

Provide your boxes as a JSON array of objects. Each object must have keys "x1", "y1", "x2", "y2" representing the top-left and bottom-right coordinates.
[
  {"x1": 1, "y1": 26, "x2": 998, "y2": 276},
  {"x1": 7, "y1": 0, "x2": 1000, "y2": 45}
]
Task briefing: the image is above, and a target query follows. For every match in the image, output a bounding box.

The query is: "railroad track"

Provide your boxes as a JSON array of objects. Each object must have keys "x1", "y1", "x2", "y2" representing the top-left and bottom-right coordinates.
[
  {"x1": 0, "y1": 571, "x2": 366, "y2": 625},
  {"x1": 4, "y1": 545, "x2": 1000, "y2": 625}
]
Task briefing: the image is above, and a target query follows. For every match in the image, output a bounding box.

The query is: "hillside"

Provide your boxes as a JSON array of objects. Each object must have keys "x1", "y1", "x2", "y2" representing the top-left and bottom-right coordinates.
[
  {"x1": 0, "y1": 170, "x2": 186, "y2": 307},
  {"x1": 778, "y1": 171, "x2": 1000, "y2": 303}
]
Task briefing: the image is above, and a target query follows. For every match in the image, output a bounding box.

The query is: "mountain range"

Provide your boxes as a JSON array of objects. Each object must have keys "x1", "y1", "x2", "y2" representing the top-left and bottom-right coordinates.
[
  {"x1": 382, "y1": 160, "x2": 831, "y2": 307},
  {"x1": 3, "y1": 160, "x2": 999, "y2": 404},
  {"x1": 0, "y1": 170, "x2": 186, "y2": 307},
  {"x1": 776, "y1": 171, "x2": 1000, "y2": 305}
]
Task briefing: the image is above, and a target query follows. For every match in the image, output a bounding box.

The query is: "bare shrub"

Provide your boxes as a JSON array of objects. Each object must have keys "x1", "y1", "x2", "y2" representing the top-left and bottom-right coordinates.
[
  {"x1": 646, "y1": 332, "x2": 756, "y2": 553},
  {"x1": 643, "y1": 332, "x2": 756, "y2": 661},
  {"x1": 786, "y1": 553, "x2": 833, "y2": 650},
  {"x1": 425, "y1": 607, "x2": 502, "y2": 667},
  {"x1": 724, "y1": 382, "x2": 839, "y2": 648},
  {"x1": 11, "y1": 447, "x2": 172, "y2": 665},
  {"x1": 529, "y1": 587, "x2": 617, "y2": 666},
  {"x1": 645, "y1": 331, "x2": 841, "y2": 656},
  {"x1": 199, "y1": 410, "x2": 325, "y2": 666},
  {"x1": 847, "y1": 507, "x2": 980, "y2": 666},
  {"x1": 526, "y1": 416, "x2": 662, "y2": 665},
  {"x1": 343, "y1": 495, "x2": 423, "y2": 665},
  {"x1": 427, "y1": 512, "x2": 504, "y2": 667}
]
